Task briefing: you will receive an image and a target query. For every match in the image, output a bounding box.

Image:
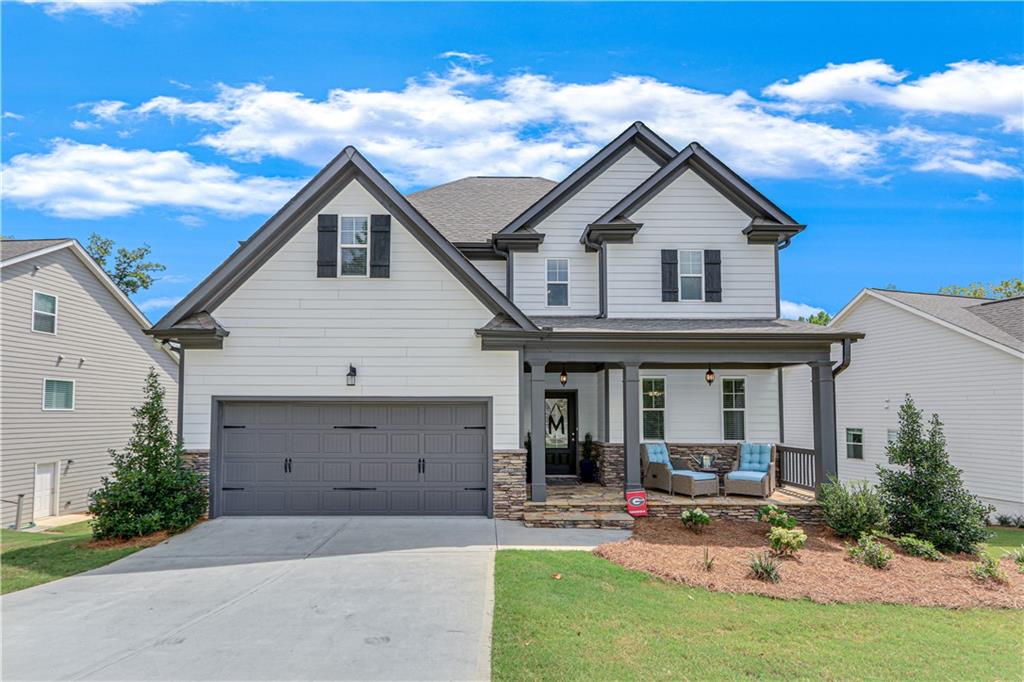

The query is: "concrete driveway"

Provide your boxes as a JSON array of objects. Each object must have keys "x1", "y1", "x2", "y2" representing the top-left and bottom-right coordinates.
[{"x1": 1, "y1": 517, "x2": 628, "y2": 681}]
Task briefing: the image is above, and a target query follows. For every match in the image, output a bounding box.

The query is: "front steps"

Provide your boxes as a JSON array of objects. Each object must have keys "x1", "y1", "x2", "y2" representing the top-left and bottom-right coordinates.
[{"x1": 522, "y1": 509, "x2": 635, "y2": 529}]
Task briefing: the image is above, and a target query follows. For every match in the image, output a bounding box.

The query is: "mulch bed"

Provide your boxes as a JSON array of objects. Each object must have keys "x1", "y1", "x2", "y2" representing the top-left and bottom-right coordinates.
[
  {"x1": 86, "y1": 530, "x2": 171, "y2": 550},
  {"x1": 594, "y1": 518, "x2": 1024, "y2": 609}
]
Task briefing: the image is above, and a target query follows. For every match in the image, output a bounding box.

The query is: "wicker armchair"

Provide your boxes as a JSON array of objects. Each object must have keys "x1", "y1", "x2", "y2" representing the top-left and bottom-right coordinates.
[
  {"x1": 723, "y1": 443, "x2": 776, "y2": 497},
  {"x1": 641, "y1": 443, "x2": 719, "y2": 498}
]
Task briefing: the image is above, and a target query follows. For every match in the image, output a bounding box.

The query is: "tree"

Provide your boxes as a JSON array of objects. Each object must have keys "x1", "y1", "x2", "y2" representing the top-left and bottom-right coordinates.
[
  {"x1": 89, "y1": 369, "x2": 206, "y2": 539},
  {"x1": 86, "y1": 233, "x2": 166, "y2": 295},
  {"x1": 798, "y1": 310, "x2": 831, "y2": 326},
  {"x1": 875, "y1": 395, "x2": 992, "y2": 554},
  {"x1": 938, "y1": 278, "x2": 1024, "y2": 299}
]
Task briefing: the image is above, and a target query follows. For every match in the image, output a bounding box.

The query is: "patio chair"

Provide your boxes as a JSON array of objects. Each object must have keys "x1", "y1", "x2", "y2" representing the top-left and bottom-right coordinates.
[
  {"x1": 641, "y1": 443, "x2": 719, "y2": 498},
  {"x1": 723, "y1": 443, "x2": 776, "y2": 497}
]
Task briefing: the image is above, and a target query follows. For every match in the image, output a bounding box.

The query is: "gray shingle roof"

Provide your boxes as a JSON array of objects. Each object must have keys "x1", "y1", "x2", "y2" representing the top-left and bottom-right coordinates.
[
  {"x1": 406, "y1": 177, "x2": 556, "y2": 244},
  {"x1": 481, "y1": 315, "x2": 859, "y2": 339},
  {"x1": 868, "y1": 289, "x2": 1024, "y2": 352},
  {"x1": 0, "y1": 238, "x2": 72, "y2": 262}
]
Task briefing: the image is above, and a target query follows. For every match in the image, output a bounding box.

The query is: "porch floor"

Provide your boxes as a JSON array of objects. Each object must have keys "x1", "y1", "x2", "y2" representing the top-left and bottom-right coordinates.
[{"x1": 539, "y1": 483, "x2": 816, "y2": 507}]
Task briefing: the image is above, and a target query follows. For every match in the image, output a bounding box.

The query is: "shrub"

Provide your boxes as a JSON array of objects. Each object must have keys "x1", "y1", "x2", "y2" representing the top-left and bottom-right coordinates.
[
  {"x1": 818, "y1": 477, "x2": 887, "y2": 538},
  {"x1": 894, "y1": 534, "x2": 945, "y2": 561},
  {"x1": 877, "y1": 396, "x2": 993, "y2": 554},
  {"x1": 89, "y1": 369, "x2": 207, "y2": 539},
  {"x1": 847, "y1": 533, "x2": 894, "y2": 569},
  {"x1": 1004, "y1": 547, "x2": 1024, "y2": 573},
  {"x1": 1016, "y1": 515, "x2": 1024, "y2": 529},
  {"x1": 995, "y1": 514, "x2": 1014, "y2": 527},
  {"x1": 969, "y1": 555, "x2": 1008, "y2": 584},
  {"x1": 768, "y1": 526, "x2": 807, "y2": 556},
  {"x1": 680, "y1": 507, "x2": 711, "y2": 534},
  {"x1": 748, "y1": 552, "x2": 781, "y2": 583},
  {"x1": 700, "y1": 547, "x2": 715, "y2": 572},
  {"x1": 757, "y1": 504, "x2": 798, "y2": 529}
]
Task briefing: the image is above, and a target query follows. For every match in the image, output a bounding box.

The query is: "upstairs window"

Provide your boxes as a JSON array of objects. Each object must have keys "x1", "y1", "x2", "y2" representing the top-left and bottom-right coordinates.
[
  {"x1": 340, "y1": 216, "x2": 369, "y2": 276},
  {"x1": 641, "y1": 377, "x2": 666, "y2": 440},
  {"x1": 722, "y1": 377, "x2": 745, "y2": 440},
  {"x1": 32, "y1": 292, "x2": 57, "y2": 334},
  {"x1": 43, "y1": 379, "x2": 75, "y2": 411},
  {"x1": 546, "y1": 258, "x2": 569, "y2": 306},
  {"x1": 846, "y1": 428, "x2": 864, "y2": 459},
  {"x1": 678, "y1": 250, "x2": 704, "y2": 301}
]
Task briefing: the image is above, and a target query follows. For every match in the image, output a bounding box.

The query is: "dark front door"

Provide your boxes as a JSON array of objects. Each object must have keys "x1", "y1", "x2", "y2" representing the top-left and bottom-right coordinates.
[{"x1": 544, "y1": 391, "x2": 577, "y2": 475}]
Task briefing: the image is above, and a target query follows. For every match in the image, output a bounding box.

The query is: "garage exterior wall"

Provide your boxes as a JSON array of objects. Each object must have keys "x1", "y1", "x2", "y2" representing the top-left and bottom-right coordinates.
[
  {"x1": 0, "y1": 247, "x2": 178, "y2": 527},
  {"x1": 183, "y1": 180, "x2": 520, "y2": 452}
]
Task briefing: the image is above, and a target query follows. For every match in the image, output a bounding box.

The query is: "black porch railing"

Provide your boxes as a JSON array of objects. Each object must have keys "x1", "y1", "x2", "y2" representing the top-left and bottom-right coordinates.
[{"x1": 777, "y1": 445, "x2": 816, "y2": 490}]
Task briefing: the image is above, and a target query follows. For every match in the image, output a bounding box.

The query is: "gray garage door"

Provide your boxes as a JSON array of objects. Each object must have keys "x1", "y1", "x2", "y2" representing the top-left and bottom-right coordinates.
[{"x1": 216, "y1": 401, "x2": 489, "y2": 516}]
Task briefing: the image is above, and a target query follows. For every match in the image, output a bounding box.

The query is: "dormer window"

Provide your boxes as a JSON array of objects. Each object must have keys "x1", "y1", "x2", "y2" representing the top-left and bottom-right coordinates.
[
  {"x1": 340, "y1": 216, "x2": 369, "y2": 276},
  {"x1": 546, "y1": 258, "x2": 569, "y2": 307},
  {"x1": 679, "y1": 250, "x2": 704, "y2": 301}
]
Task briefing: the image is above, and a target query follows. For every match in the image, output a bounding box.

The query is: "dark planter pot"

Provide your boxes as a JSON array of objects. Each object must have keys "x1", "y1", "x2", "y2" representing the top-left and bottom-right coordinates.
[{"x1": 579, "y1": 459, "x2": 596, "y2": 483}]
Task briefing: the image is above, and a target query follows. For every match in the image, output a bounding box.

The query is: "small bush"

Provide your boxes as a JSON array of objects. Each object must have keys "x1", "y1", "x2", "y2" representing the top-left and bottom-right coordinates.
[
  {"x1": 1003, "y1": 547, "x2": 1024, "y2": 573},
  {"x1": 768, "y1": 526, "x2": 807, "y2": 556},
  {"x1": 700, "y1": 547, "x2": 715, "y2": 572},
  {"x1": 748, "y1": 552, "x2": 781, "y2": 583},
  {"x1": 847, "y1": 533, "x2": 894, "y2": 569},
  {"x1": 894, "y1": 534, "x2": 945, "y2": 561},
  {"x1": 1016, "y1": 515, "x2": 1024, "y2": 529},
  {"x1": 995, "y1": 514, "x2": 1014, "y2": 527},
  {"x1": 680, "y1": 507, "x2": 711, "y2": 534},
  {"x1": 818, "y1": 477, "x2": 887, "y2": 539},
  {"x1": 757, "y1": 504, "x2": 798, "y2": 529},
  {"x1": 969, "y1": 555, "x2": 1008, "y2": 584}
]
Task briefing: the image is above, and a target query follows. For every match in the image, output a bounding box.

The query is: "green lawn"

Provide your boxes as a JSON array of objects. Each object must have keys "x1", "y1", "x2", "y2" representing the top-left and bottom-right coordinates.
[
  {"x1": 0, "y1": 521, "x2": 142, "y2": 594},
  {"x1": 984, "y1": 527, "x2": 1024, "y2": 560},
  {"x1": 492, "y1": 550, "x2": 1023, "y2": 681}
]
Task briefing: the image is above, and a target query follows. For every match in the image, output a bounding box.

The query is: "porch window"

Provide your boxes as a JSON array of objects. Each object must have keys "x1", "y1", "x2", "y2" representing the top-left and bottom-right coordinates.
[
  {"x1": 678, "y1": 249, "x2": 704, "y2": 301},
  {"x1": 641, "y1": 377, "x2": 665, "y2": 440},
  {"x1": 722, "y1": 377, "x2": 745, "y2": 440},
  {"x1": 546, "y1": 258, "x2": 569, "y2": 306},
  {"x1": 340, "y1": 216, "x2": 369, "y2": 276},
  {"x1": 846, "y1": 428, "x2": 864, "y2": 459}
]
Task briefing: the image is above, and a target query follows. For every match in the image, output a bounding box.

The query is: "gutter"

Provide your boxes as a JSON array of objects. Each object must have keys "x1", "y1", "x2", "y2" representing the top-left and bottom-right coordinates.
[
  {"x1": 832, "y1": 338, "x2": 852, "y2": 378},
  {"x1": 580, "y1": 232, "x2": 608, "y2": 319}
]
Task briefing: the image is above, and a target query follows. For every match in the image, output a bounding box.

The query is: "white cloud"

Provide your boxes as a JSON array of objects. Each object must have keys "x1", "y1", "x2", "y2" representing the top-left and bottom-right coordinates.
[
  {"x1": 2, "y1": 112, "x2": 25, "y2": 120},
  {"x1": 780, "y1": 300, "x2": 825, "y2": 320},
  {"x1": 884, "y1": 125, "x2": 1020, "y2": 179},
  {"x1": 967, "y1": 190, "x2": 992, "y2": 203},
  {"x1": 156, "y1": 274, "x2": 193, "y2": 284},
  {"x1": 175, "y1": 214, "x2": 205, "y2": 228},
  {"x1": 765, "y1": 59, "x2": 1024, "y2": 131},
  {"x1": 2, "y1": 139, "x2": 302, "y2": 219},
  {"x1": 137, "y1": 295, "x2": 181, "y2": 312},
  {"x1": 24, "y1": 0, "x2": 160, "y2": 20},
  {"x1": 70, "y1": 119, "x2": 99, "y2": 130},
  {"x1": 437, "y1": 51, "x2": 491, "y2": 65}
]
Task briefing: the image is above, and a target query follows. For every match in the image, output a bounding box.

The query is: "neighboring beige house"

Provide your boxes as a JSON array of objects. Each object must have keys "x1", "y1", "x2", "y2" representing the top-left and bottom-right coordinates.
[
  {"x1": 783, "y1": 289, "x2": 1024, "y2": 518},
  {"x1": 1, "y1": 239, "x2": 178, "y2": 528}
]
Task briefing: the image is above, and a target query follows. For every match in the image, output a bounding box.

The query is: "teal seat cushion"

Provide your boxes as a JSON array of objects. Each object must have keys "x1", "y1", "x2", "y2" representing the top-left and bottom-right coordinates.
[
  {"x1": 727, "y1": 470, "x2": 767, "y2": 482},
  {"x1": 645, "y1": 442, "x2": 670, "y2": 466},
  {"x1": 739, "y1": 443, "x2": 772, "y2": 472},
  {"x1": 672, "y1": 470, "x2": 717, "y2": 481}
]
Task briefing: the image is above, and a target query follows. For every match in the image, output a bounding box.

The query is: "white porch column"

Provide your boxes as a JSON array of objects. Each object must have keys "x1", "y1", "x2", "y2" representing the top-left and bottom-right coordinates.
[{"x1": 622, "y1": 362, "x2": 642, "y2": 492}]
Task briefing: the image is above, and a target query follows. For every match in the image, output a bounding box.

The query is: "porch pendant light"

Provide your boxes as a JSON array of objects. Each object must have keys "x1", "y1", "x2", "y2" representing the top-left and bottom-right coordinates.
[
  {"x1": 705, "y1": 367, "x2": 716, "y2": 385},
  {"x1": 559, "y1": 367, "x2": 569, "y2": 386}
]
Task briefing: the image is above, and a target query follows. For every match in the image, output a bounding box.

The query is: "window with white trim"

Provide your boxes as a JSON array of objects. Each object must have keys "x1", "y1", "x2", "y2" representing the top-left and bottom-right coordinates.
[
  {"x1": 722, "y1": 377, "x2": 745, "y2": 440},
  {"x1": 32, "y1": 292, "x2": 57, "y2": 334},
  {"x1": 678, "y1": 249, "x2": 703, "y2": 301},
  {"x1": 546, "y1": 258, "x2": 569, "y2": 307},
  {"x1": 641, "y1": 377, "x2": 665, "y2": 440},
  {"x1": 886, "y1": 429, "x2": 898, "y2": 445},
  {"x1": 339, "y1": 216, "x2": 369, "y2": 276},
  {"x1": 846, "y1": 428, "x2": 864, "y2": 459},
  {"x1": 43, "y1": 379, "x2": 74, "y2": 411}
]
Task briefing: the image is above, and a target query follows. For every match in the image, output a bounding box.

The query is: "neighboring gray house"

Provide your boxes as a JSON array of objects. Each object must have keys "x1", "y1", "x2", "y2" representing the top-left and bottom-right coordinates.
[
  {"x1": 1, "y1": 239, "x2": 178, "y2": 528},
  {"x1": 148, "y1": 122, "x2": 860, "y2": 520},
  {"x1": 783, "y1": 289, "x2": 1024, "y2": 517}
]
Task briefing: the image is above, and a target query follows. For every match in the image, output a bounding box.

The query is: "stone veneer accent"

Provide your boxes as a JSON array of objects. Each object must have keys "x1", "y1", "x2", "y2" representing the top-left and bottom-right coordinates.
[
  {"x1": 594, "y1": 441, "x2": 624, "y2": 487},
  {"x1": 183, "y1": 450, "x2": 211, "y2": 514},
  {"x1": 647, "y1": 501, "x2": 823, "y2": 525},
  {"x1": 595, "y1": 442, "x2": 742, "y2": 487},
  {"x1": 492, "y1": 448, "x2": 527, "y2": 520}
]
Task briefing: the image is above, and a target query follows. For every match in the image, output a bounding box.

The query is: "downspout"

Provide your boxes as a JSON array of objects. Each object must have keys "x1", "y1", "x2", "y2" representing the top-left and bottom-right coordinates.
[
  {"x1": 582, "y1": 231, "x2": 607, "y2": 318},
  {"x1": 832, "y1": 338, "x2": 852, "y2": 378},
  {"x1": 493, "y1": 241, "x2": 513, "y2": 301},
  {"x1": 774, "y1": 236, "x2": 791, "y2": 321},
  {"x1": 163, "y1": 340, "x2": 185, "y2": 443}
]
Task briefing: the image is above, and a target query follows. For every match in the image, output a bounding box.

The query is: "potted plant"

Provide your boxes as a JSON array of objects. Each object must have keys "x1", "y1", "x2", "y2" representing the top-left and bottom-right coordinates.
[{"x1": 579, "y1": 432, "x2": 596, "y2": 483}]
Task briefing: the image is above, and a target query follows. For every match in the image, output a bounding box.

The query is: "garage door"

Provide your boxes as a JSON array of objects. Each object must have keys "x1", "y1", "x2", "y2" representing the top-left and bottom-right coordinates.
[{"x1": 216, "y1": 401, "x2": 489, "y2": 516}]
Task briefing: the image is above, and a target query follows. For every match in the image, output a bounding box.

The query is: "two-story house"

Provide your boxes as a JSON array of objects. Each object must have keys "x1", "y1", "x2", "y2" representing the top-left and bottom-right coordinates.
[
  {"x1": 148, "y1": 123, "x2": 861, "y2": 521},
  {"x1": 1, "y1": 239, "x2": 178, "y2": 529}
]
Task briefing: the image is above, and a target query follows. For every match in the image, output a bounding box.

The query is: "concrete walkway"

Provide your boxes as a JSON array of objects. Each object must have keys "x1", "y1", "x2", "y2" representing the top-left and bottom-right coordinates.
[{"x1": 1, "y1": 517, "x2": 629, "y2": 681}]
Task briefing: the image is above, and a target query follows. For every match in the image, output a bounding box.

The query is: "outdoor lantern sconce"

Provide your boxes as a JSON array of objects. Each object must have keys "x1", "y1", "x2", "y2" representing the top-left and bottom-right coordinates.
[
  {"x1": 346, "y1": 364, "x2": 357, "y2": 387},
  {"x1": 559, "y1": 367, "x2": 569, "y2": 386},
  {"x1": 705, "y1": 367, "x2": 716, "y2": 385}
]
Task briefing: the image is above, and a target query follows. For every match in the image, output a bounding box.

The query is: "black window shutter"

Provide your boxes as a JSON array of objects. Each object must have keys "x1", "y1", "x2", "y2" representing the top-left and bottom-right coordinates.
[
  {"x1": 317, "y1": 214, "x2": 338, "y2": 278},
  {"x1": 661, "y1": 249, "x2": 678, "y2": 302},
  {"x1": 704, "y1": 249, "x2": 722, "y2": 302},
  {"x1": 370, "y1": 215, "x2": 391, "y2": 278}
]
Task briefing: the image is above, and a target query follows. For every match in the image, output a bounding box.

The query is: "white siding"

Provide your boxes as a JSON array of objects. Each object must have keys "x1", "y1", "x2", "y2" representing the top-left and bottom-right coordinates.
[
  {"x1": 473, "y1": 259, "x2": 506, "y2": 295},
  {"x1": 1, "y1": 248, "x2": 178, "y2": 527},
  {"x1": 783, "y1": 295, "x2": 1024, "y2": 516},
  {"x1": 512, "y1": 146, "x2": 659, "y2": 315},
  {"x1": 607, "y1": 170, "x2": 777, "y2": 318},
  {"x1": 605, "y1": 368, "x2": 780, "y2": 443},
  {"x1": 184, "y1": 180, "x2": 520, "y2": 450}
]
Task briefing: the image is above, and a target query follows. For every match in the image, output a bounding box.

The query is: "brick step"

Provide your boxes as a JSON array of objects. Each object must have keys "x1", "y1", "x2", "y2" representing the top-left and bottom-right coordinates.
[{"x1": 522, "y1": 510, "x2": 635, "y2": 529}]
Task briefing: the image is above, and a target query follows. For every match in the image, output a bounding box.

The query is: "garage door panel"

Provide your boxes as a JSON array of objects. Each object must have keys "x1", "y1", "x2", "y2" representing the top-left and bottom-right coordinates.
[{"x1": 218, "y1": 401, "x2": 488, "y2": 516}]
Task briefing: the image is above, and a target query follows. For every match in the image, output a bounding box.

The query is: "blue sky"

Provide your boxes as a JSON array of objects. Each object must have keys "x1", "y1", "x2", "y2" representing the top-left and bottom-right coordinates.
[{"x1": 3, "y1": 1, "x2": 1022, "y2": 321}]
